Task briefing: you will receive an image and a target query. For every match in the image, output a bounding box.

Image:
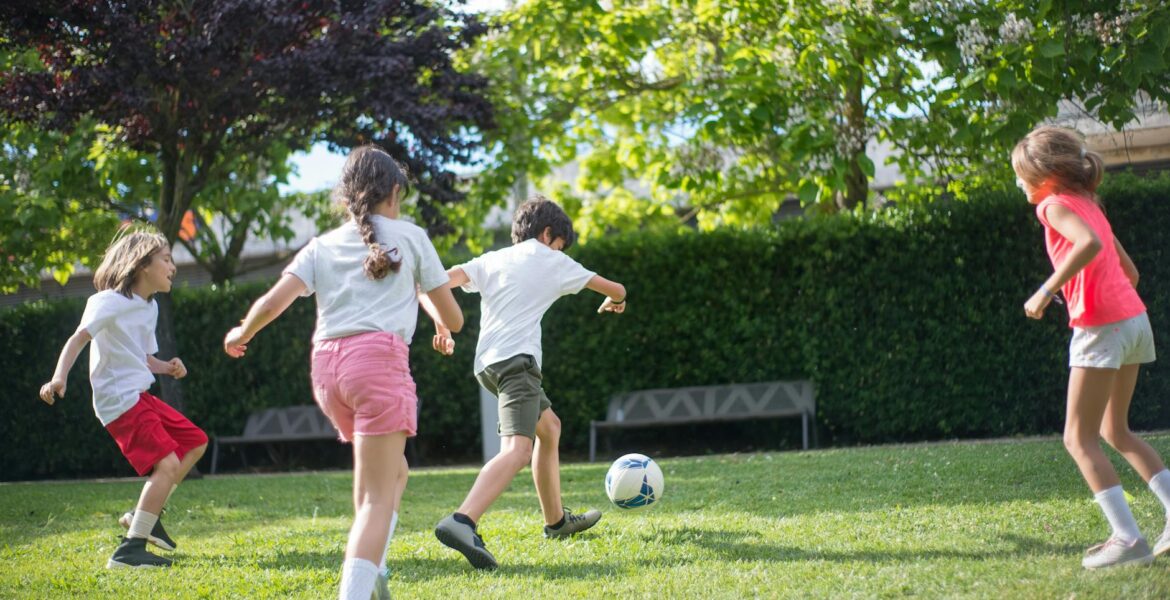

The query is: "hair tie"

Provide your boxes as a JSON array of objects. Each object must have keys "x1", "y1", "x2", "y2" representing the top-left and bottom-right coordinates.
[{"x1": 1080, "y1": 147, "x2": 1087, "y2": 158}]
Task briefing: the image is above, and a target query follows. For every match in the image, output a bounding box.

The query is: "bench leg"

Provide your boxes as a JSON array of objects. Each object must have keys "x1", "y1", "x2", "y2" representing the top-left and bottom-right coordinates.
[
  {"x1": 210, "y1": 439, "x2": 219, "y2": 475},
  {"x1": 802, "y1": 412, "x2": 809, "y2": 450},
  {"x1": 589, "y1": 425, "x2": 597, "y2": 463}
]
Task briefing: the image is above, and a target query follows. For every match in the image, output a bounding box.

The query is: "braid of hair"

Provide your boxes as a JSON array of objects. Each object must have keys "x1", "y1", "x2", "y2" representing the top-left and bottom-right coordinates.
[{"x1": 354, "y1": 193, "x2": 394, "y2": 280}]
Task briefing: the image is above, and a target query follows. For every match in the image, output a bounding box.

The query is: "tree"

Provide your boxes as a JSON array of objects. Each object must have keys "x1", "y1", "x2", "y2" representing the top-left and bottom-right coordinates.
[
  {"x1": 468, "y1": 0, "x2": 1170, "y2": 236},
  {"x1": 1, "y1": 0, "x2": 494, "y2": 408}
]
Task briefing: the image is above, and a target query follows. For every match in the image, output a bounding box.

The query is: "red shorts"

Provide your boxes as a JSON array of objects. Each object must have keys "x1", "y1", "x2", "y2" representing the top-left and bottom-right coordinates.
[
  {"x1": 106, "y1": 392, "x2": 209, "y2": 476},
  {"x1": 311, "y1": 331, "x2": 418, "y2": 442}
]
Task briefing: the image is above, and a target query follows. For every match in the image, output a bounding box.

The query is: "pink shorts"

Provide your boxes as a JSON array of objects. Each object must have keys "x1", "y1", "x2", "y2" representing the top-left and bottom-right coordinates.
[
  {"x1": 310, "y1": 331, "x2": 418, "y2": 442},
  {"x1": 106, "y1": 392, "x2": 209, "y2": 476}
]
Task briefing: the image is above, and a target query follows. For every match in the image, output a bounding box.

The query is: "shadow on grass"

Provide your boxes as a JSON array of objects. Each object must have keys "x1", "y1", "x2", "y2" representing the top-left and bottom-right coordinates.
[{"x1": 652, "y1": 527, "x2": 1084, "y2": 563}]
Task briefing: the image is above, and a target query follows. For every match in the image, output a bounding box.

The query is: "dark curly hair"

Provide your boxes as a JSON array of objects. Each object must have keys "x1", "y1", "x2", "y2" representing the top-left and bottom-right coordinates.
[
  {"x1": 511, "y1": 195, "x2": 576, "y2": 249},
  {"x1": 333, "y1": 145, "x2": 411, "y2": 279}
]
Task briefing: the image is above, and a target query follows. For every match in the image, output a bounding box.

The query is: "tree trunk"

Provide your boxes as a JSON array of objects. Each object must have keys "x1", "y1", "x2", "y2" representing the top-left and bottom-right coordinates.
[{"x1": 839, "y1": 54, "x2": 869, "y2": 211}]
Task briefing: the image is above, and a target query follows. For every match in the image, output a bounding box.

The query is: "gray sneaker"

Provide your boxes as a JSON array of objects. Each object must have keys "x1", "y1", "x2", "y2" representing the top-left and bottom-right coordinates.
[
  {"x1": 106, "y1": 537, "x2": 173, "y2": 569},
  {"x1": 371, "y1": 571, "x2": 391, "y2": 600},
  {"x1": 119, "y1": 510, "x2": 177, "y2": 551},
  {"x1": 1155, "y1": 521, "x2": 1170, "y2": 557},
  {"x1": 543, "y1": 507, "x2": 602, "y2": 538},
  {"x1": 434, "y1": 514, "x2": 498, "y2": 570},
  {"x1": 1081, "y1": 536, "x2": 1154, "y2": 569}
]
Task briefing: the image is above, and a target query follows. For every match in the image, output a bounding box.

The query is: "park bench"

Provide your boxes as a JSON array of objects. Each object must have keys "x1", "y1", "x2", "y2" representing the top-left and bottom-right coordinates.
[
  {"x1": 588, "y1": 380, "x2": 816, "y2": 462},
  {"x1": 209, "y1": 405, "x2": 339, "y2": 474}
]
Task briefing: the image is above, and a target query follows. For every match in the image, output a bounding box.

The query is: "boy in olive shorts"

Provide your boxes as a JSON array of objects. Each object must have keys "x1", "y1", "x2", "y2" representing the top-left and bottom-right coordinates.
[{"x1": 429, "y1": 197, "x2": 627, "y2": 570}]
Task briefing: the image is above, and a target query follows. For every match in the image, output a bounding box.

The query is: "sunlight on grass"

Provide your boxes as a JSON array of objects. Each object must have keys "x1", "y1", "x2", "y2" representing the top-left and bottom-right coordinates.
[{"x1": 3, "y1": 436, "x2": 1170, "y2": 598}]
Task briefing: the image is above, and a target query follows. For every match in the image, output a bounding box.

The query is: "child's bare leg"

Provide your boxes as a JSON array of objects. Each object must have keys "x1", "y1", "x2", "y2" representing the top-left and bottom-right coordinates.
[
  {"x1": 346, "y1": 432, "x2": 406, "y2": 562},
  {"x1": 136, "y1": 453, "x2": 181, "y2": 515},
  {"x1": 1064, "y1": 367, "x2": 1120, "y2": 491},
  {"x1": 457, "y1": 435, "x2": 533, "y2": 522},
  {"x1": 175, "y1": 443, "x2": 207, "y2": 484},
  {"x1": 1100, "y1": 364, "x2": 1166, "y2": 481},
  {"x1": 532, "y1": 408, "x2": 564, "y2": 525}
]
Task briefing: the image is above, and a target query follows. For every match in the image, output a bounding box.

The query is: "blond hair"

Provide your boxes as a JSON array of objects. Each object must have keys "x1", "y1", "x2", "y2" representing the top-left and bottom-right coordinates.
[
  {"x1": 1011, "y1": 126, "x2": 1105, "y2": 201},
  {"x1": 92, "y1": 228, "x2": 170, "y2": 298}
]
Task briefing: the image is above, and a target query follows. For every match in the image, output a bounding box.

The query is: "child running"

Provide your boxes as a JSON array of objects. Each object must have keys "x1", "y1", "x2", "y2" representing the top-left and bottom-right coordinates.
[
  {"x1": 223, "y1": 145, "x2": 463, "y2": 599},
  {"x1": 431, "y1": 196, "x2": 626, "y2": 570},
  {"x1": 39, "y1": 229, "x2": 207, "y2": 569},
  {"x1": 1014, "y1": 125, "x2": 1169, "y2": 568}
]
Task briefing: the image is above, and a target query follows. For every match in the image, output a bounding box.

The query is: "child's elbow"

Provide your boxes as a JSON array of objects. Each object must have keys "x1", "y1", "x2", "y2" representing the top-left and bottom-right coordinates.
[
  {"x1": 613, "y1": 283, "x2": 627, "y2": 300},
  {"x1": 445, "y1": 313, "x2": 465, "y2": 333}
]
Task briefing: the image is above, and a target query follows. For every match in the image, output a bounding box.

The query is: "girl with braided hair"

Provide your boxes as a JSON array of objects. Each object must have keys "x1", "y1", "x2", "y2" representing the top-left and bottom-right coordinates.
[{"x1": 224, "y1": 144, "x2": 463, "y2": 599}]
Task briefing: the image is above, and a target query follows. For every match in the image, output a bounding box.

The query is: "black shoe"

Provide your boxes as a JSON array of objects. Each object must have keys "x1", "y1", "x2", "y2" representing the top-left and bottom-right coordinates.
[
  {"x1": 543, "y1": 507, "x2": 602, "y2": 538},
  {"x1": 119, "y1": 510, "x2": 177, "y2": 551},
  {"x1": 434, "y1": 514, "x2": 498, "y2": 570},
  {"x1": 106, "y1": 537, "x2": 173, "y2": 569}
]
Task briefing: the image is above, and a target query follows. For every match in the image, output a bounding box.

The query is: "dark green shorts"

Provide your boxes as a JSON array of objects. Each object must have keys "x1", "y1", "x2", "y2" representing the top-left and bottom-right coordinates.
[{"x1": 475, "y1": 354, "x2": 552, "y2": 439}]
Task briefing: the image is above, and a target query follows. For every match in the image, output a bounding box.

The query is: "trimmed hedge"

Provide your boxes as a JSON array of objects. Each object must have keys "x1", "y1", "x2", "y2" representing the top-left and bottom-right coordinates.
[{"x1": 2, "y1": 175, "x2": 1168, "y2": 480}]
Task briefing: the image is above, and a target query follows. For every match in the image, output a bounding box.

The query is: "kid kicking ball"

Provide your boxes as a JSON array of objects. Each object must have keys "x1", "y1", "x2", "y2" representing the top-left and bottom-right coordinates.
[{"x1": 605, "y1": 453, "x2": 664, "y2": 509}]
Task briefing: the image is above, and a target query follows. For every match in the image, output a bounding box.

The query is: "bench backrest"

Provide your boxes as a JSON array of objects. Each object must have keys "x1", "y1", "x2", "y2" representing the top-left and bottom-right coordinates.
[
  {"x1": 605, "y1": 381, "x2": 814, "y2": 424},
  {"x1": 241, "y1": 405, "x2": 338, "y2": 439}
]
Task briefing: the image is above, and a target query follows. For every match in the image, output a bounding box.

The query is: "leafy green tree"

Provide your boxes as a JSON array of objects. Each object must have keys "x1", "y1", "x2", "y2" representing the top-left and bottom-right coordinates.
[
  {"x1": 1, "y1": 0, "x2": 493, "y2": 409},
  {"x1": 468, "y1": 0, "x2": 1170, "y2": 236}
]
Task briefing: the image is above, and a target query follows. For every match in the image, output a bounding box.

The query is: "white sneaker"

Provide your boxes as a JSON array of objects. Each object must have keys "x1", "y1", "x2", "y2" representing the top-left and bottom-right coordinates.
[
  {"x1": 1154, "y1": 521, "x2": 1170, "y2": 557},
  {"x1": 1081, "y1": 536, "x2": 1154, "y2": 569}
]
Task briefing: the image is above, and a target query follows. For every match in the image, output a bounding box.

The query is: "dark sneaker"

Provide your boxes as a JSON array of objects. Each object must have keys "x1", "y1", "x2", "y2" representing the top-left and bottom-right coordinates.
[
  {"x1": 119, "y1": 510, "x2": 177, "y2": 551},
  {"x1": 543, "y1": 507, "x2": 602, "y2": 538},
  {"x1": 106, "y1": 537, "x2": 173, "y2": 569},
  {"x1": 372, "y1": 571, "x2": 391, "y2": 600},
  {"x1": 434, "y1": 514, "x2": 498, "y2": 570}
]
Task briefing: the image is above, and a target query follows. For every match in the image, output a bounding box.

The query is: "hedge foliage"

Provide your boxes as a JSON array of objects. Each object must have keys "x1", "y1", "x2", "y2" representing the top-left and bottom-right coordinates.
[{"x1": 2, "y1": 175, "x2": 1168, "y2": 480}]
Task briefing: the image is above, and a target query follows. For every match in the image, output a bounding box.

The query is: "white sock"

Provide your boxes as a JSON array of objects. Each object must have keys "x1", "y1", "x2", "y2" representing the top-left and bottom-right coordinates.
[
  {"x1": 1149, "y1": 469, "x2": 1170, "y2": 517},
  {"x1": 379, "y1": 511, "x2": 399, "y2": 577},
  {"x1": 128, "y1": 510, "x2": 159, "y2": 540},
  {"x1": 339, "y1": 557, "x2": 378, "y2": 600},
  {"x1": 1095, "y1": 485, "x2": 1143, "y2": 542}
]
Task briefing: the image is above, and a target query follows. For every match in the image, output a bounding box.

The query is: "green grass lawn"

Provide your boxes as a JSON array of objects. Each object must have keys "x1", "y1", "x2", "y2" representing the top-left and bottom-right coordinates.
[{"x1": 4, "y1": 435, "x2": 1170, "y2": 599}]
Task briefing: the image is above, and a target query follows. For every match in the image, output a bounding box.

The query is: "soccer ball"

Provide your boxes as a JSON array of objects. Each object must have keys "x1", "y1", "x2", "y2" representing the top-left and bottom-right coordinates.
[{"x1": 604, "y1": 453, "x2": 664, "y2": 509}]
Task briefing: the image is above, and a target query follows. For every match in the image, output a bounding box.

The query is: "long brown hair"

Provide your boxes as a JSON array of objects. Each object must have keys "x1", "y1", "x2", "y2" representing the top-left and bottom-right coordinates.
[
  {"x1": 1011, "y1": 126, "x2": 1105, "y2": 202},
  {"x1": 92, "y1": 228, "x2": 169, "y2": 298},
  {"x1": 333, "y1": 145, "x2": 410, "y2": 279}
]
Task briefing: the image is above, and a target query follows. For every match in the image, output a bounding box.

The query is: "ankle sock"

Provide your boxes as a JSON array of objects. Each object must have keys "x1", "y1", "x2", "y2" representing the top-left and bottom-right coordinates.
[
  {"x1": 339, "y1": 557, "x2": 378, "y2": 600},
  {"x1": 1095, "y1": 485, "x2": 1143, "y2": 543},
  {"x1": 548, "y1": 512, "x2": 566, "y2": 530},
  {"x1": 128, "y1": 510, "x2": 159, "y2": 540},
  {"x1": 1149, "y1": 469, "x2": 1170, "y2": 517}
]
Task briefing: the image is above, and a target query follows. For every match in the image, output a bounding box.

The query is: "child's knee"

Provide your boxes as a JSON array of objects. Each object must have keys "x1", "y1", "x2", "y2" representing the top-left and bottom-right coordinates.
[
  {"x1": 1101, "y1": 427, "x2": 1136, "y2": 451},
  {"x1": 536, "y1": 410, "x2": 561, "y2": 440},
  {"x1": 188, "y1": 443, "x2": 208, "y2": 460},
  {"x1": 501, "y1": 443, "x2": 534, "y2": 466},
  {"x1": 152, "y1": 454, "x2": 182, "y2": 480}
]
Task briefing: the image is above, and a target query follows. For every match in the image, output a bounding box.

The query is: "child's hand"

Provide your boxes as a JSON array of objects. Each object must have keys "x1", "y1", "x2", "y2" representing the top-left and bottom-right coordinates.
[
  {"x1": 433, "y1": 333, "x2": 455, "y2": 356},
  {"x1": 224, "y1": 326, "x2": 251, "y2": 358},
  {"x1": 1024, "y1": 289, "x2": 1051, "y2": 319},
  {"x1": 39, "y1": 379, "x2": 65, "y2": 405},
  {"x1": 167, "y1": 357, "x2": 188, "y2": 379},
  {"x1": 598, "y1": 297, "x2": 626, "y2": 314}
]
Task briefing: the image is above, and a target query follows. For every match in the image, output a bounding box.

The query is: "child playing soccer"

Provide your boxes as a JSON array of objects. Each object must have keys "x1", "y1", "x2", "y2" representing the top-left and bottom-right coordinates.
[
  {"x1": 224, "y1": 145, "x2": 463, "y2": 599},
  {"x1": 1014, "y1": 125, "x2": 1170, "y2": 568},
  {"x1": 431, "y1": 196, "x2": 626, "y2": 570},
  {"x1": 39, "y1": 229, "x2": 208, "y2": 569}
]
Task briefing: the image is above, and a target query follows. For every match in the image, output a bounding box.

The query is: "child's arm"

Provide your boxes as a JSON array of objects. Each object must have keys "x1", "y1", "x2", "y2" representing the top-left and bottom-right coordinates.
[
  {"x1": 1025, "y1": 204, "x2": 1102, "y2": 319},
  {"x1": 419, "y1": 268, "x2": 467, "y2": 355},
  {"x1": 1115, "y1": 238, "x2": 1139, "y2": 288},
  {"x1": 224, "y1": 274, "x2": 307, "y2": 357},
  {"x1": 39, "y1": 329, "x2": 92, "y2": 405},
  {"x1": 147, "y1": 355, "x2": 188, "y2": 379},
  {"x1": 586, "y1": 275, "x2": 627, "y2": 314}
]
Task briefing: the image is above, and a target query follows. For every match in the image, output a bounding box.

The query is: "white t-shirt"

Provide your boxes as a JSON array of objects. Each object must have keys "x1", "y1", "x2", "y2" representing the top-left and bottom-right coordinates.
[
  {"x1": 284, "y1": 215, "x2": 449, "y2": 344},
  {"x1": 78, "y1": 290, "x2": 159, "y2": 425},
  {"x1": 459, "y1": 239, "x2": 595, "y2": 374}
]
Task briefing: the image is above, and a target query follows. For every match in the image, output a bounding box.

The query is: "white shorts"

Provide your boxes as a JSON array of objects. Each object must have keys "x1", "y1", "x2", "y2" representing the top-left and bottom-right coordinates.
[{"x1": 1069, "y1": 312, "x2": 1156, "y2": 369}]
